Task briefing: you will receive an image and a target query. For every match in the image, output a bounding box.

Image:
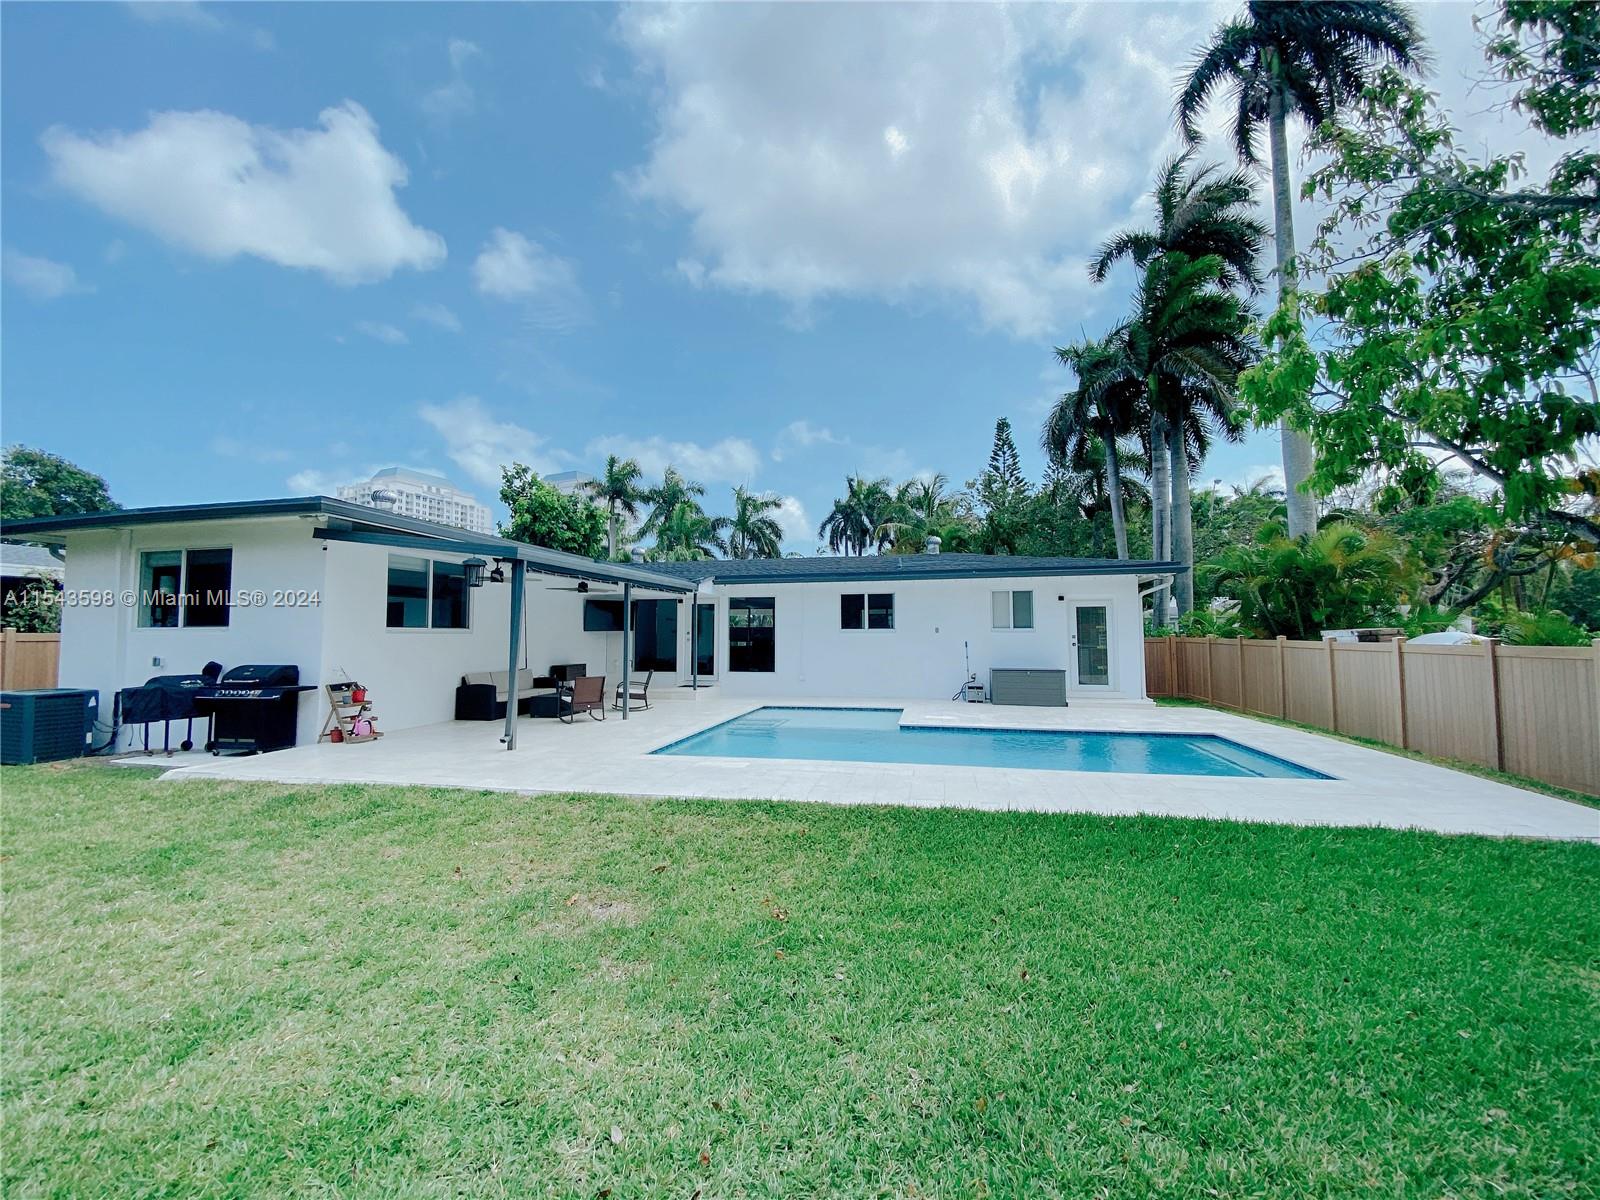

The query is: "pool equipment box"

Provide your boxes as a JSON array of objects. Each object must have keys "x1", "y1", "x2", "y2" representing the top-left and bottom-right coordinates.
[{"x1": 988, "y1": 669, "x2": 1067, "y2": 707}]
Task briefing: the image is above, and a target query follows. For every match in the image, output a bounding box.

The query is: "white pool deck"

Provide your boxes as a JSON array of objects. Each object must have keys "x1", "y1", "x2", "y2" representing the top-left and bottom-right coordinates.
[{"x1": 158, "y1": 690, "x2": 1600, "y2": 841}]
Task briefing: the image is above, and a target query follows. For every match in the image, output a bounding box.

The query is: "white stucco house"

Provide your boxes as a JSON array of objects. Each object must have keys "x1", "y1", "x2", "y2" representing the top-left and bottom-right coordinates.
[{"x1": 2, "y1": 496, "x2": 1177, "y2": 752}]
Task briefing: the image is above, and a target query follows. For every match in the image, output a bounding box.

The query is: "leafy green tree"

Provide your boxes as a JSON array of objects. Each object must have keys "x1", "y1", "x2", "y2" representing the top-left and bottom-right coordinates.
[
  {"x1": 1, "y1": 446, "x2": 117, "y2": 520},
  {"x1": 726, "y1": 486, "x2": 785, "y2": 559},
  {"x1": 1, "y1": 576, "x2": 61, "y2": 632},
  {"x1": 1204, "y1": 518, "x2": 1417, "y2": 639},
  {"x1": 583, "y1": 455, "x2": 644, "y2": 560},
  {"x1": 819, "y1": 475, "x2": 899, "y2": 556},
  {"x1": 1240, "y1": 61, "x2": 1600, "y2": 550},
  {"x1": 650, "y1": 505, "x2": 729, "y2": 561},
  {"x1": 499, "y1": 464, "x2": 607, "y2": 557},
  {"x1": 1178, "y1": 0, "x2": 1427, "y2": 538}
]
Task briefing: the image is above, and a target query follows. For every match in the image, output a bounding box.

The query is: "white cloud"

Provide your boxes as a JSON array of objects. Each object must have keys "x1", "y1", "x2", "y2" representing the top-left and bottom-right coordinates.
[
  {"x1": 355, "y1": 320, "x2": 408, "y2": 345},
  {"x1": 42, "y1": 102, "x2": 445, "y2": 284},
  {"x1": 125, "y1": 2, "x2": 224, "y2": 33},
  {"x1": 421, "y1": 38, "x2": 482, "y2": 124},
  {"x1": 286, "y1": 468, "x2": 351, "y2": 494},
  {"x1": 418, "y1": 395, "x2": 570, "y2": 488},
  {"x1": 411, "y1": 301, "x2": 462, "y2": 332},
  {"x1": 771, "y1": 420, "x2": 843, "y2": 462},
  {"x1": 472, "y1": 227, "x2": 587, "y2": 329},
  {"x1": 2, "y1": 250, "x2": 89, "y2": 301},
  {"x1": 585, "y1": 434, "x2": 761, "y2": 485},
  {"x1": 619, "y1": 4, "x2": 1226, "y2": 337},
  {"x1": 771, "y1": 495, "x2": 812, "y2": 550}
]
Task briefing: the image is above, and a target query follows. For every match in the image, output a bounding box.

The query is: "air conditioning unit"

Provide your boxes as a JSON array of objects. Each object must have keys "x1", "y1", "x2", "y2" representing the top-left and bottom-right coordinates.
[{"x1": 1, "y1": 689, "x2": 98, "y2": 765}]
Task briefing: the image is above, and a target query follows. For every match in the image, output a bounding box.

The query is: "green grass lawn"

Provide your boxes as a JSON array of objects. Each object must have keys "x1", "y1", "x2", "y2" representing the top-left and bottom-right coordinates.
[{"x1": 4, "y1": 764, "x2": 1598, "y2": 1199}]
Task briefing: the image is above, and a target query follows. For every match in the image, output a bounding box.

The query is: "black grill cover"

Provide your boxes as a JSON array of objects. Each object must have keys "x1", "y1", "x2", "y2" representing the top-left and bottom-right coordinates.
[
  {"x1": 216, "y1": 664, "x2": 300, "y2": 689},
  {"x1": 119, "y1": 674, "x2": 213, "y2": 723}
]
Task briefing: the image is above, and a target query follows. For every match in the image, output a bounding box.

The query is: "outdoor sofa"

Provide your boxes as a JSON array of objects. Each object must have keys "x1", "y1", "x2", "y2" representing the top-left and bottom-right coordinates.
[{"x1": 454, "y1": 663, "x2": 587, "y2": 721}]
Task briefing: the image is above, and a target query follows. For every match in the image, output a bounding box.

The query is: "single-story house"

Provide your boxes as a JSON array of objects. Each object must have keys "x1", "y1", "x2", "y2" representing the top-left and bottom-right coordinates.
[{"x1": 1, "y1": 496, "x2": 1178, "y2": 751}]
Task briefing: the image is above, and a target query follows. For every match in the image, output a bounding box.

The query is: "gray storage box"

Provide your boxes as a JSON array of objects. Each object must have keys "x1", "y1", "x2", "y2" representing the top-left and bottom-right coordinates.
[{"x1": 988, "y1": 669, "x2": 1067, "y2": 707}]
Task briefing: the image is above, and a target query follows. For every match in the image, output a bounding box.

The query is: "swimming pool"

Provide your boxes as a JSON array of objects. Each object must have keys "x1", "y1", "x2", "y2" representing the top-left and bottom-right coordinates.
[{"x1": 654, "y1": 707, "x2": 1330, "y2": 780}]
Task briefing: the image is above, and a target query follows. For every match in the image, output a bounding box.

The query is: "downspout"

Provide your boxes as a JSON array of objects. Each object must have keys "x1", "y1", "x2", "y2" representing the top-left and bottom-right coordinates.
[{"x1": 622, "y1": 582, "x2": 632, "y2": 720}]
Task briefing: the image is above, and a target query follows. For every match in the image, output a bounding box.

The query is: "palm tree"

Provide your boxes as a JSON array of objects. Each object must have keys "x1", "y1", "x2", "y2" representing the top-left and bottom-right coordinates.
[
  {"x1": 583, "y1": 454, "x2": 644, "y2": 560},
  {"x1": 818, "y1": 475, "x2": 898, "y2": 556},
  {"x1": 888, "y1": 474, "x2": 976, "y2": 552},
  {"x1": 1081, "y1": 253, "x2": 1256, "y2": 617},
  {"x1": 651, "y1": 504, "x2": 729, "y2": 560},
  {"x1": 1048, "y1": 336, "x2": 1149, "y2": 559},
  {"x1": 640, "y1": 466, "x2": 707, "y2": 542},
  {"x1": 1090, "y1": 150, "x2": 1267, "y2": 295},
  {"x1": 1177, "y1": 0, "x2": 1426, "y2": 538},
  {"x1": 727, "y1": 486, "x2": 785, "y2": 559}
]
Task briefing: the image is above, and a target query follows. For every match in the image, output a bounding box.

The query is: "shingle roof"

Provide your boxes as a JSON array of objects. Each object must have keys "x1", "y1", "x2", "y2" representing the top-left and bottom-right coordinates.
[
  {"x1": 641, "y1": 553, "x2": 1182, "y2": 585},
  {"x1": 0, "y1": 541, "x2": 65, "y2": 575}
]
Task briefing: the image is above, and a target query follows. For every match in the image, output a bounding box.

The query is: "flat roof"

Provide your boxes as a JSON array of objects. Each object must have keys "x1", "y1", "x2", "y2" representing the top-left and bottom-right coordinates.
[
  {"x1": 0, "y1": 497, "x2": 695, "y2": 593},
  {"x1": 642, "y1": 552, "x2": 1183, "y2": 585}
]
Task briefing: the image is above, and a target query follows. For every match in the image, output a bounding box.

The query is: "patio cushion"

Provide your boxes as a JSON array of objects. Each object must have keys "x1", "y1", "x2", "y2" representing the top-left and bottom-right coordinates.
[{"x1": 461, "y1": 668, "x2": 540, "y2": 703}]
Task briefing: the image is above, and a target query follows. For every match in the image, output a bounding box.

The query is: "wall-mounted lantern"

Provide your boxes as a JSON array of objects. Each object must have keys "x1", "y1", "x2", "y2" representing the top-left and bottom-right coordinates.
[{"x1": 462, "y1": 557, "x2": 489, "y2": 588}]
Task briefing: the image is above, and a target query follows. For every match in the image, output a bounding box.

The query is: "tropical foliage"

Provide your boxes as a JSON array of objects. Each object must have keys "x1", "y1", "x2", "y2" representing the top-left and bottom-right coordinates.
[
  {"x1": 1, "y1": 445, "x2": 117, "y2": 520},
  {"x1": 818, "y1": 474, "x2": 899, "y2": 556},
  {"x1": 499, "y1": 465, "x2": 608, "y2": 557},
  {"x1": 726, "y1": 487, "x2": 785, "y2": 559},
  {"x1": 582, "y1": 455, "x2": 645, "y2": 561}
]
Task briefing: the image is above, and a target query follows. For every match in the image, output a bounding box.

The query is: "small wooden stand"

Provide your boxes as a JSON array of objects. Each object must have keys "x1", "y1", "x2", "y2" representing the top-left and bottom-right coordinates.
[{"x1": 319, "y1": 683, "x2": 383, "y2": 744}]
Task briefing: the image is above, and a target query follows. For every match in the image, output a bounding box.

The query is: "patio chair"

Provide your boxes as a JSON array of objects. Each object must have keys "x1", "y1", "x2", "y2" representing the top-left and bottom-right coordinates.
[
  {"x1": 557, "y1": 675, "x2": 607, "y2": 723},
  {"x1": 614, "y1": 671, "x2": 653, "y2": 711}
]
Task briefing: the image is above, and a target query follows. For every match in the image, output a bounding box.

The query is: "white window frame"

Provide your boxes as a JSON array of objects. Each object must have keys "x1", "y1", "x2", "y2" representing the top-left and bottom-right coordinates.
[
  {"x1": 136, "y1": 547, "x2": 233, "y2": 629},
  {"x1": 991, "y1": 589, "x2": 1034, "y2": 630}
]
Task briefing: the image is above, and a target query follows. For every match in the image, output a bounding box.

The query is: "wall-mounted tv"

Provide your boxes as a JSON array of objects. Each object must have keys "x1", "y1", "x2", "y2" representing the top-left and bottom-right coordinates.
[{"x1": 582, "y1": 598, "x2": 626, "y2": 632}]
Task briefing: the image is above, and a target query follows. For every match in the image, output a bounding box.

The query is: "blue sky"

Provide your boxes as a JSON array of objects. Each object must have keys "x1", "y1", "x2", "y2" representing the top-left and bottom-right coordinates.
[{"x1": 1, "y1": 2, "x2": 1493, "y2": 550}]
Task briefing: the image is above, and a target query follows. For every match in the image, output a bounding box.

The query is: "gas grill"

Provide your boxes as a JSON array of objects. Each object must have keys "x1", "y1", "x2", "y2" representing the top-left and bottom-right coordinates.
[
  {"x1": 117, "y1": 662, "x2": 222, "y2": 754},
  {"x1": 193, "y1": 664, "x2": 314, "y2": 755}
]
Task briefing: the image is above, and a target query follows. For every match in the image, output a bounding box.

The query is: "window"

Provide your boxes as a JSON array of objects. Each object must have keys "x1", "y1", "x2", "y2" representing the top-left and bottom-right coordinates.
[
  {"x1": 992, "y1": 589, "x2": 1034, "y2": 630},
  {"x1": 841, "y1": 592, "x2": 895, "y2": 630},
  {"x1": 386, "y1": 554, "x2": 469, "y2": 630},
  {"x1": 138, "y1": 548, "x2": 232, "y2": 628},
  {"x1": 431, "y1": 560, "x2": 469, "y2": 630},
  {"x1": 633, "y1": 599, "x2": 678, "y2": 672},
  {"x1": 728, "y1": 596, "x2": 775, "y2": 672}
]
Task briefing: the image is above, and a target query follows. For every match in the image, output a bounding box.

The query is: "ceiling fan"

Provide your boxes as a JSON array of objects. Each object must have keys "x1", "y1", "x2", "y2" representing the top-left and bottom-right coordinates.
[{"x1": 543, "y1": 578, "x2": 619, "y2": 593}]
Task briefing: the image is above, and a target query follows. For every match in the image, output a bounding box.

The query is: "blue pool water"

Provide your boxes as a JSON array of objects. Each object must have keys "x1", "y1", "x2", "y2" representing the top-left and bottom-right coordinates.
[{"x1": 654, "y1": 707, "x2": 1330, "y2": 779}]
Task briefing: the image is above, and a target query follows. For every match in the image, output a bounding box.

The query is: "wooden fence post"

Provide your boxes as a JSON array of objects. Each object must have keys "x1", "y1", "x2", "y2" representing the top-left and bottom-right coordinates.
[
  {"x1": 1325, "y1": 637, "x2": 1340, "y2": 733},
  {"x1": 1275, "y1": 635, "x2": 1288, "y2": 719},
  {"x1": 1592, "y1": 639, "x2": 1600, "y2": 756},
  {"x1": 1167, "y1": 635, "x2": 1177, "y2": 698},
  {"x1": 1234, "y1": 636, "x2": 1245, "y2": 710},
  {"x1": 1392, "y1": 635, "x2": 1409, "y2": 749},
  {"x1": 1204, "y1": 635, "x2": 1216, "y2": 704},
  {"x1": 1484, "y1": 637, "x2": 1504, "y2": 771}
]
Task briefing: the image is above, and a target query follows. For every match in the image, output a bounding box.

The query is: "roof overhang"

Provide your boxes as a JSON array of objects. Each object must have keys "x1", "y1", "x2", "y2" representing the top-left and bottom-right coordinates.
[
  {"x1": 0, "y1": 496, "x2": 694, "y2": 594},
  {"x1": 656, "y1": 560, "x2": 1188, "y2": 586}
]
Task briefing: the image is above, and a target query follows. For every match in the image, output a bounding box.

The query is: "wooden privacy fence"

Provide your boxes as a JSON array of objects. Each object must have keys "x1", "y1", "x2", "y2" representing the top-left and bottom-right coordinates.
[
  {"x1": 0, "y1": 631, "x2": 61, "y2": 691},
  {"x1": 1146, "y1": 634, "x2": 1600, "y2": 797}
]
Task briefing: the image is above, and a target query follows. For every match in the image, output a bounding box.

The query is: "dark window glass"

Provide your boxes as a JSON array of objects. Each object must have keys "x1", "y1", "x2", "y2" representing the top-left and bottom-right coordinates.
[
  {"x1": 139, "y1": 551, "x2": 181, "y2": 628},
  {"x1": 387, "y1": 555, "x2": 429, "y2": 628},
  {"x1": 632, "y1": 599, "x2": 678, "y2": 671},
  {"x1": 432, "y1": 560, "x2": 469, "y2": 629},
  {"x1": 1012, "y1": 590, "x2": 1034, "y2": 629},
  {"x1": 867, "y1": 593, "x2": 895, "y2": 630},
  {"x1": 840, "y1": 593, "x2": 865, "y2": 629},
  {"x1": 728, "y1": 596, "x2": 775, "y2": 673},
  {"x1": 182, "y1": 548, "x2": 232, "y2": 627}
]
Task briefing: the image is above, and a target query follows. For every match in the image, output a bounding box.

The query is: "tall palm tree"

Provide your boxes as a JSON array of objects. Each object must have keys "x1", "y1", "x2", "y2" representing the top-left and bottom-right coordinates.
[
  {"x1": 1048, "y1": 336, "x2": 1150, "y2": 559},
  {"x1": 727, "y1": 486, "x2": 785, "y2": 559},
  {"x1": 1090, "y1": 150, "x2": 1268, "y2": 295},
  {"x1": 583, "y1": 454, "x2": 644, "y2": 560},
  {"x1": 818, "y1": 475, "x2": 898, "y2": 556},
  {"x1": 888, "y1": 474, "x2": 976, "y2": 552},
  {"x1": 1177, "y1": 0, "x2": 1425, "y2": 538},
  {"x1": 1084, "y1": 253, "x2": 1257, "y2": 617},
  {"x1": 640, "y1": 466, "x2": 707, "y2": 541}
]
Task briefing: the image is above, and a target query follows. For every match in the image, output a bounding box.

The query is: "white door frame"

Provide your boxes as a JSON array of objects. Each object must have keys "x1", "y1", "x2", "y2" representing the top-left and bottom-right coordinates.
[{"x1": 1068, "y1": 598, "x2": 1115, "y2": 691}]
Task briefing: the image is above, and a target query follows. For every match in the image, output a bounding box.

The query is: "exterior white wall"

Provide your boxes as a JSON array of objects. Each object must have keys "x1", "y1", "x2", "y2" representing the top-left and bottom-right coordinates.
[
  {"x1": 56, "y1": 518, "x2": 329, "y2": 750},
  {"x1": 671, "y1": 574, "x2": 1146, "y2": 702}
]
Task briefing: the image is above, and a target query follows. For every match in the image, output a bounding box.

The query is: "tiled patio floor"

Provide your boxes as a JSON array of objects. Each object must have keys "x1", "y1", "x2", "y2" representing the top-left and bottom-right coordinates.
[{"x1": 163, "y1": 691, "x2": 1599, "y2": 841}]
